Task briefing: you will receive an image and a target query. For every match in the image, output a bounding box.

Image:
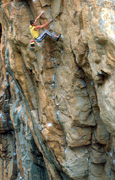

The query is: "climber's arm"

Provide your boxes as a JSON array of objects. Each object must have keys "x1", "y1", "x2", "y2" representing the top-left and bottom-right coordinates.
[
  {"x1": 34, "y1": 19, "x2": 53, "y2": 30},
  {"x1": 34, "y1": 11, "x2": 44, "y2": 23}
]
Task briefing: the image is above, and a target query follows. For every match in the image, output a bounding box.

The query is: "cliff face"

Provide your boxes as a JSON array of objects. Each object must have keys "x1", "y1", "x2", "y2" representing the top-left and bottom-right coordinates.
[{"x1": 0, "y1": 0, "x2": 115, "y2": 180}]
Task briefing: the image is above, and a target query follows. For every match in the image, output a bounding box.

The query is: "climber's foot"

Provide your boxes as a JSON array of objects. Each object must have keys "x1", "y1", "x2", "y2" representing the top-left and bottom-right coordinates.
[
  {"x1": 56, "y1": 34, "x2": 61, "y2": 41},
  {"x1": 54, "y1": 34, "x2": 61, "y2": 41}
]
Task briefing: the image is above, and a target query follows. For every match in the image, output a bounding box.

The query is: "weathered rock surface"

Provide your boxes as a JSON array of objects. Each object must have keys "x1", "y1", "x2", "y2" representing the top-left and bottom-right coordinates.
[{"x1": 0, "y1": 0, "x2": 115, "y2": 179}]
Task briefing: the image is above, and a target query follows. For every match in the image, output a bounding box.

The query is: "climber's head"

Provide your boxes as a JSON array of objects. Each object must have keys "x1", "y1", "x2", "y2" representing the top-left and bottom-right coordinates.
[{"x1": 30, "y1": 20, "x2": 36, "y2": 26}]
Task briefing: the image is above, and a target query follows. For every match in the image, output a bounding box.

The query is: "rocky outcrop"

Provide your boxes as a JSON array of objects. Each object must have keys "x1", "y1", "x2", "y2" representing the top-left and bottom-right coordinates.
[{"x1": 0, "y1": 0, "x2": 115, "y2": 180}]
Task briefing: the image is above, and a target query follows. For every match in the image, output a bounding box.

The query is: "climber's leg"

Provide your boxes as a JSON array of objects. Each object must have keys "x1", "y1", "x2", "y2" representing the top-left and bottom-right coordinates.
[{"x1": 35, "y1": 30, "x2": 60, "y2": 42}]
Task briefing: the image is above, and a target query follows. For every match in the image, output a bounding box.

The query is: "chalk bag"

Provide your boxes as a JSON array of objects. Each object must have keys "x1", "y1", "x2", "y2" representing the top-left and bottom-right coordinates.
[{"x1": 30, "y1": 40, "x2": 35, "y2": 47}]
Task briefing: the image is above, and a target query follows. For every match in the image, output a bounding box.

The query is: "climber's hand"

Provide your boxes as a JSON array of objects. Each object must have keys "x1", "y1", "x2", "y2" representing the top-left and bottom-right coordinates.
[
  {"x1": 41, "y1": 11, "x2": 45, "y2": 15},
  {"x1": 49, "y1": 19, "x2": 53, "y2": 23}
]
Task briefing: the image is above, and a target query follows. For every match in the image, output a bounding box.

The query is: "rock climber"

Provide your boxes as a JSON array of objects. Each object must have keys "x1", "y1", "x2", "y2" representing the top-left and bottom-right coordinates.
[{"x1": 30, "y1": 11, "x2": 61, "y2": 46}]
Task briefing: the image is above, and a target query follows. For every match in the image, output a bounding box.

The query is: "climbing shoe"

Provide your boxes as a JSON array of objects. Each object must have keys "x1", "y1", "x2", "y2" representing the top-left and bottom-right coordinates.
[{"x1": 56, "y1": 34, "x2": 61, "y2": 41}]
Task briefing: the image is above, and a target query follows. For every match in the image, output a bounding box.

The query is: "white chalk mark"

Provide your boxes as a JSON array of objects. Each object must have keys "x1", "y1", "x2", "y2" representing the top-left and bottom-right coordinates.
[
  {"x1": 65, "y1": 149, "x2": 67, "y2": 153},
  {"x1": 91, "y1": 81, "x2": 94, "y2": 85},
  {"x1": 47, "y1": 123, "x2": 53, "y2": 127},
  {"x1": 109, "y1": 152, "x2": 113, "y2": 157},
  {"x1": 57, "y1": 110, "x2": 60, "y2": 115}
]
